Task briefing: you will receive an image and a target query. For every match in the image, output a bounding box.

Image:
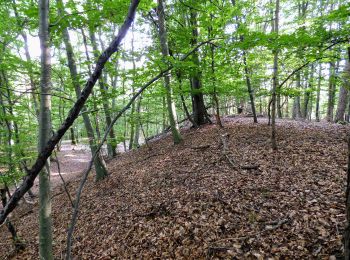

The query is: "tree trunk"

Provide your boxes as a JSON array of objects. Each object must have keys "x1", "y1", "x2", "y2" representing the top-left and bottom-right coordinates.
[
  {"x1": 57, "y1": 0, "x2": 108, "y2": 181},
  {"x1": 38, "y1": 0, "x2": 53, "y2": 258},
  {"x1": 327, "y1": 61, "x2": 336, "y2": 122},
  {"x1": 302, "y1": 65, "x2": 312, "y2": 119},
  {"x1": 243, "y1": 51, "x2": 258, "y2": 123},
  {"x1": 157, "y1": 0, "x2": 182, "y2": 144},
  {"x1": 271, "y1": 0, "x2": 279, "y2": 151},
  {"x1": 292, "y1": 71, "x2": 303, "y2": 119},
  {"x1": 334, "y1": 60, "x2": 350, "y2": 122},
  {"x1": 133, "y1": 96, "x2": 142, "y2": 148},
  {"x1": 316, "y1": 63, "x2": 322, "y2": 122},
  {"x1": 89, "y1": 30, "x2": 118, "y2": 157},
  {"x1": 189, "y1": 9, "x2": 208, "y2": 126}
]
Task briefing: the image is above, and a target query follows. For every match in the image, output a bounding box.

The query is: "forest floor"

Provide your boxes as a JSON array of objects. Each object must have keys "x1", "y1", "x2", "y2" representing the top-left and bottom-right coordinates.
[{"x1": 0, "y1": 117, "x2": 349, "y2": 259}]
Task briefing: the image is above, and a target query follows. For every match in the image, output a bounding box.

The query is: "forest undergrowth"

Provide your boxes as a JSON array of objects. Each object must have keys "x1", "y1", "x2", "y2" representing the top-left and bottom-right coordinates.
[{"x1": 0, "y1": 118, "x2": 348, "y2": 259}]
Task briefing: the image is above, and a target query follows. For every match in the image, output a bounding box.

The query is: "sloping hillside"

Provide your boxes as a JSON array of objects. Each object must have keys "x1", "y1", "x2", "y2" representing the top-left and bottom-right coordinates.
[{"x1": 0, "y1": 118, "x2": 349, "y2": 259}]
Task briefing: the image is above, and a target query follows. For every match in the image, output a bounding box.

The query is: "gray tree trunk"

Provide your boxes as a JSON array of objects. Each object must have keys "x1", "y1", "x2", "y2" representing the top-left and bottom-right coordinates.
[
  {"x1": 327, "y1": 62, "x2": 336, "y2": 122},
  {"x1": 292, "y1": 71, "x2": 303, "y2": 119},
  {"x1": 38, "y1": 0, "x2": 53, "y2": 258},
  {"x1": 157, "y1": 0, "x2": 182, "y2": 144},
  {"x1": 271, "y1": 0, "x2": 279, "y2": 150},
  {"x1": 89, "y1": 30, "x2": 118, "y2": 157},
  {"x1": 315, "y1": 63, "x2": 322, "y2": 122},
  {"x1": 335, "y1": 59, "x2": 350, "y2": 122},
  {"x1": 243, "y1": 51, "x2": 258, "y2": 123}
]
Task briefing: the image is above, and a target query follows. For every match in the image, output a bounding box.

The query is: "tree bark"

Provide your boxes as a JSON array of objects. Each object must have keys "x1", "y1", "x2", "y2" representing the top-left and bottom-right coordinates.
[
  {"x1": 335, "y1": 57, "x2": 350, "y2": 123},
  {"x1": 157, "y1": 0, "x2": 182, "y2": 144},
  {"x1": 189, "y1": 9, "x2": 208, "y2": 126},
  {"x1": 243, "y1": 51, "x2": 258, "y2": 123},
  {"x1": 315, "y1": 63, "x2": 322, "y2": 122},
  {"x1": 38, "y1": 0, "x2": 53, "y2": 258},
  {"x1": 292, "y1": 71, "x2": 303, "y2": 119},
  {"x1": 271, "y1": 0, "x2": 279, "y2": 151},
  {"x1": 327, "y1": 61, "x2": 336, "y2": 122},
  {"x1": 89, "y1": 30, "x2": 118, "y2": 157}
]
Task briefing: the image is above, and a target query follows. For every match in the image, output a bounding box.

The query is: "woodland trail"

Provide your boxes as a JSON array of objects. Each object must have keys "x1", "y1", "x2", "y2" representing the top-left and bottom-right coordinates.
[
  {"x1": 31, "y1": 142, "x2": 92, "y2": 195},
  {"x1": 1, "y1": 118, "x2": 349, "y2": 259}
]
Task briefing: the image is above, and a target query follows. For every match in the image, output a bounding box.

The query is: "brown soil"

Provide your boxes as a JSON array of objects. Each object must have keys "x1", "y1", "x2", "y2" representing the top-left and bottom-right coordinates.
[{"x1": 0, "y1": 118, "x2": 349, "y2": 259}]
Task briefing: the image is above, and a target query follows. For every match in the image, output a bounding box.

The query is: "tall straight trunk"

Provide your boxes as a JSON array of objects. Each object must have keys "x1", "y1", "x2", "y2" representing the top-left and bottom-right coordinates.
[
  {"x1": 81, "y1": 29, "x2": 102, "y2": 141},
  {"x1": 57, "y1": 0, "x2": 108, "y2": 181},
  {"x1": 302, "y1": 65, "x2": 311, "y2": 119},
  {"x1": 38, "y1": 0, "x2": 53, "y2": 258},
  {"x1": 293, "y1": 71, "x2": 303, "y2": 119},
  {"x1": 336, "y1": 58, "x2": 350, "y2": 122},
  {"x1": 243, "y1": 51, "x2": 258, "y2": 123},
  {"x1": 133, "y1": 96, "x2": 142, "y2": 148},
  {"x1": 316, "y1": 63, "x2": 322, "y2": 122},
  {"x1": 327, "y1": 61, "x2": 336, "y2": 122},
  {"x1": 89, "y1": 30, "x2": 117, "y2": 157},
  {"x1": 157, "y1": 0, "x2": 182, "y2": 144},
  {"x1": 271, "y1": 0, "x2": 279, "y2": 151},
  {"x1": 129, "y1": 26, "x2": 136, "y2": 150},
  {"x1": 189, "y1": 9, "x2": 208, "y2": 126}
]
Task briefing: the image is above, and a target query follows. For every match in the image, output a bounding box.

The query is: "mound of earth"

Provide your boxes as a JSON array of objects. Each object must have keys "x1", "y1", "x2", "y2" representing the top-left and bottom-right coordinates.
[{"x1": 0, "y1": 118, "x2": 348, "y2": 259}]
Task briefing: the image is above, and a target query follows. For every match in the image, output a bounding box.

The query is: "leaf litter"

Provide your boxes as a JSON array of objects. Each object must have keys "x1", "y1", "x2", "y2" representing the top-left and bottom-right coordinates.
[{"x1": 0, "y1": 118, "x2": 349, "y2": 259}]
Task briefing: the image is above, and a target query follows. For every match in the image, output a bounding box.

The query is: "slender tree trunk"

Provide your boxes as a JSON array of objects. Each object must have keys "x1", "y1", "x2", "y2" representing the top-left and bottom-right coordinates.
[
  {"x1": 336, "y1": 54, "x2": 350, "y2": 122},
  {"x1": 157, "y1": 0, "x2": 182, "y2": 144},
  {"x1": 70, "y1": 127, "x2": 77, "y2": 145},
  {"x1": 293, "y1": 71, "x2": 303, "y2": 119},
  {"x1": 133, "y1": 96, "x2": 142, "y2": 148},
  {"x1": 327, "y1": 61, "x2": 336, "y2": 122},
  {"x1": 38, "y1": 0, "x2": 53, "y2": 258},
  {"x1": 243, "y1": 51, "x2": 258, "y2": 123},
  {"x1": 81, "y1": 28, "x2": 102, "y2": 141},
  {"x1": 271, "y1": 0, "x2": 279, "y2": 151},
  {"x1": 303, "y1": 65, "x2": 312, "y2": 119},
  {"x1": 57, "y1": 0, "x2": 108, "y2": 181},
  {"x1": 129, "y1": 26, "x2": 136, "y2": 150},
  {"x1": 89, "y1": 30, "x2": 117, "y2": 157},
  {"x1": 316, "y1": 63, "x2": 322, "y2": 122}
]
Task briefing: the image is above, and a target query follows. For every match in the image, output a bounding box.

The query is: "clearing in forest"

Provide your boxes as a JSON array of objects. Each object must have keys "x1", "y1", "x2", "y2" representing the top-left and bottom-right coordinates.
[{"x1": 0, "y1": 118, "x2": 348, "y2": 259}]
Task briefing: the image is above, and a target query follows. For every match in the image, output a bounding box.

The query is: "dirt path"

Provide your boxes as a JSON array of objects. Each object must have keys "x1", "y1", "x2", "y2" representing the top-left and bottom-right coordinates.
[{"x1": 30, "y1": 141, "x2": 91, "y2": 195}]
